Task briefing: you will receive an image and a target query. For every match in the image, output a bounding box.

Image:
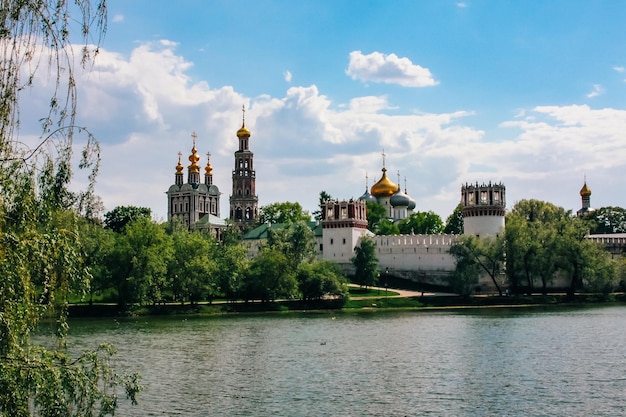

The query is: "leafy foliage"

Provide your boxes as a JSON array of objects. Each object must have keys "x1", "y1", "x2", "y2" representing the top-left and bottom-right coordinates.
[
  {"x1": 397, "y1": 211, "x2": 444, "y2": 235},
  {"x1": 587, "y1": 206, "x2": 626, "y2": 234},
  {"x1": 259, "y1": 201, "x2": 311, "y2": 224},
  {"x1": 297, "y1": 261, "x2": 348, "y2": 301},
  {"x1": 444, "y1": 203, "x2": 464, "y2": 234},
  {"x1": 351, "y1": 237, "x2": 379, "y2": 288},
  {"x1": 365, "y1": 201, "x2": 387, "y2": 232},
  {"x1": 312, "y1": 191, "x2": 333, "y2": 220},
  {"x1": 0, "y1": 1, "x2": 142, "y2": 414},
  {"x1": 103, "y1": 205, "x2": 152, "y2": 233}
]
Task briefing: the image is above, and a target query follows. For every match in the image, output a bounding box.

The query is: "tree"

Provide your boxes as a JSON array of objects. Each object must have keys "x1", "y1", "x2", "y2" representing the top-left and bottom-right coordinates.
[
  {"x1": 444, "y1": 203, "x2": 464, "y2": 234},
  {"x1": 104, "y1": 205, "x2": 152, "y2": 233},
  {"x1": 108, "y1": 217, "x2": 174, "y2": 307},
  {"x1": 214, "y1": 239, "x2": 248, "y2": 302},
  {"x1": 297, "y1": 261, "x2": 348, "y2": 301},
  {"x1": 365, "y1": 201, "x2": 387, "y2": 232},
  {"x1": 375, "y1": 218, "x2": 399, "y2": 235},
  {"x1": 450, "y1": 235, "x2": 505, "y2": 295},
  {"x1": 77, "y1": 218, "x2": 116, "y2": 303},
  {"x1": 0, "y1": 1, "x2": 141, "y2": 414},
  {"x1": 266, "y1": 220, "x2": 317, "y2": 271},
  {"x1": 351, "y1": 237, "x2": 379, "y2": 288},
  {"x1": 398, "y1": 211, "x2": 444, "y2": 235},
  {"x1": 259, "y1": 201, "x2": 311, "y2": 224},
  {"x1": 169, "y1": 230, "x2": 218, "y2": 304},
  {"x1": 242, "y1": 247, "x2": 298, "y2": 302},
  {"x1": 312, "y1": 191, "x2": 333, "y2": 220},
  {"x1": 587, "y1": 206, "x2": 626, "y2": 234}
]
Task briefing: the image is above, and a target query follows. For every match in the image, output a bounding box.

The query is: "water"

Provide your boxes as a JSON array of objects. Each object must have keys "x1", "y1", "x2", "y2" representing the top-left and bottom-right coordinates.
[{"x1": 60, "y1": 306, "x2": 626, "y2": 416}]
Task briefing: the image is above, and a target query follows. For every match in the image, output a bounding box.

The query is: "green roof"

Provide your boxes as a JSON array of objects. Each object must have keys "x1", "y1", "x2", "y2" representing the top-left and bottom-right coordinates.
[{"x1": 242, "y1": 221, "x2": 322, "y2": 240}]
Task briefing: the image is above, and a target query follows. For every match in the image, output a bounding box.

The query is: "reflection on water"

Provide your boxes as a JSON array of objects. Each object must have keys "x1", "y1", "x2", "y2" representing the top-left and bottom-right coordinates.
[{"x1": 59, "y1": 306, "x2": 626, "y2": 416}]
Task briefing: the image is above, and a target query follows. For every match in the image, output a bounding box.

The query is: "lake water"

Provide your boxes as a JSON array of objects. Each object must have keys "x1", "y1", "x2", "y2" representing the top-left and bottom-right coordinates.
[{"x1": 62, "y1": 305, "x2": 626, "y2": 416}]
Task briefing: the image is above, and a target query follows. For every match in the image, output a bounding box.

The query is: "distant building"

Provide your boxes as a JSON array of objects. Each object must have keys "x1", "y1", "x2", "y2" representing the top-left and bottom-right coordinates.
[
  {"x1": 166, "y1": 107, "x2": 261, "y2": 237},
  {"x1": 577, "y1": 178, "x2": 594, "y2": 217},
  {"x1": 358, "y1": 151, "x2": 416, "y2": 222},
  {"x1": 229, "y1": 106, "x2": 259, "y2": 228},
  {"x1": 166, "y1": 132, "x2": 226, "y2": 238}
]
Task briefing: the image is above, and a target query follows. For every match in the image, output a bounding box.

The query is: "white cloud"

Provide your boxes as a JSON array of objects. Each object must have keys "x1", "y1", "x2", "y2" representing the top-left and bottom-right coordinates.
[
  {"x1": 457, "y1": 2, "x2": 468, "y2": 8},
  {"x1": 586, "y1": 84, "x2": 604, "y2": 98},
  {"x1": 345, "y1": 51, "x2": 438, "y2": 88},
  {"x1": 284, "y1": 70, "x2": 292, "y2": 83},
  {"x1": 112, "y1": 14, "x2": 124, "y2": 23},
  {"x1": 15, "y1": 41, "x2": 623, "y2": 221},
  {"x1": 614, "y1": 66, "x2": 625, "y2": 73}
]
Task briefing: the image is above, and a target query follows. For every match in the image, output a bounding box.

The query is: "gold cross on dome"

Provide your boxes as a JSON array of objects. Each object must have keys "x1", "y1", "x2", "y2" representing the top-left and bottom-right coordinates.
[{"x1": 191, "y1": 131, "x2": 197, "y2": 146}]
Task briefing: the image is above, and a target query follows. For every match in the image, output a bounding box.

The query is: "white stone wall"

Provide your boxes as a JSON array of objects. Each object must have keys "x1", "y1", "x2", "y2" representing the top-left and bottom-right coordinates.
[{"x1": 372, "y1": 234, "x2": 459, "y2": 272}]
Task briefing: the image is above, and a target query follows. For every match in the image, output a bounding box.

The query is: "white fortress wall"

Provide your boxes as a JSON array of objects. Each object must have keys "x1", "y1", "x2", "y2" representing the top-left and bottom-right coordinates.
[{"x1": 373, "y1": 234, "x2": 459, "y2": 272}]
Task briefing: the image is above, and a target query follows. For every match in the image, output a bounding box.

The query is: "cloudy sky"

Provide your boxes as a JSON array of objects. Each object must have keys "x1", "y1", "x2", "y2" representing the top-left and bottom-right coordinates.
[{"x1": 24, "y1": 1, "x2": 626, "y2": 221}]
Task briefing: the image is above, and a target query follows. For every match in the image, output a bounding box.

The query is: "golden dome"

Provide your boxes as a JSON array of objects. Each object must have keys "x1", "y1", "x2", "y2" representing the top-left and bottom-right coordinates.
[
  {"x1": 205, "y1": 153, "x2": 213, "y2": 175},
  {"x1": 371, "y1": 168, "x2": 399, "y2": 197},
  {"x1": 580, "y1": 182, "x2": 591, "y2": 197},
  {"x1": 188, "y1": 144, "x2": 200, "y2": 174},
  {"x1": 237, "y1": 123, "x2": 250, "y2": 137},
  {"x1": 175, "y1": 152, "x2": 183, "y2": 174}
]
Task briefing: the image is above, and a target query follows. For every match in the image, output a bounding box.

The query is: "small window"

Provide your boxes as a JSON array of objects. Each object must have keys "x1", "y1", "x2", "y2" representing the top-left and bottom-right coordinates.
[
  {"x1": 330, "y1": 238, "x2": 334, "y2": 244},
  {"x1": 342, "y1": 238, "x2": 346, "y2": 244}
]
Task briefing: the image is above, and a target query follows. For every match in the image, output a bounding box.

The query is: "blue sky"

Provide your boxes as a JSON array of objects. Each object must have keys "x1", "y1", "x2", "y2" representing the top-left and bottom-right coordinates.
[{"x1": 24, "y1": 1, "x2": 626, "y2": 221}]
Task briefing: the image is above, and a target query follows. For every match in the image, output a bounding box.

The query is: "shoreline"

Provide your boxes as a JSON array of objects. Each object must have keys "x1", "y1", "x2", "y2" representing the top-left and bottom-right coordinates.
[{"x1": 66, "y1": 292, "x2": 626, "y2": 319}]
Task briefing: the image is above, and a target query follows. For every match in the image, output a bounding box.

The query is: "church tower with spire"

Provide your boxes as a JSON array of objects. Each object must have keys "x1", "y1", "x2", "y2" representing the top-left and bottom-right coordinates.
[
  {"x1": 229, "y1": 106, "x2": 259, "y2": 227},
  {"x1": 577, "y1": 178, "x2": 593, "y2": 217}
]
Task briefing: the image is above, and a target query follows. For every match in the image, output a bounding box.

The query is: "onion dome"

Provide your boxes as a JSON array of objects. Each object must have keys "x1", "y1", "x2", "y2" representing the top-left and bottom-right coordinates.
[
  {"x1": 188, "y1": 141, "x2": 200, "y2": 174},
  {"x1": 237, "y1": 123, "x2": 250, "y2": 137},
  {"x1": 407, "y1": 194, "x2": 416, "y2": 210},
  {"x1": 175, "y1": 152, "x2": 183, "y2": 174},
  {"x1": 359, "y1": 189, "x2": 378, "y2": 203},
  {"x1": 402, "y1": 177, "x2": 416, "y2": 210},
  {"x1": 390, "y1": 189, "x2": 410, "y2": 207},
  {"x1": 237, "y1": 104, "x2": 250, "y2": 137},
  {"x1": 205, "y1": 152, "x2": 213, "y2": 175},
  {"x1": 371, "y1": 167, "x2": 399, "y2": 197},
  {"x1": 580, "y1": 181, "x2": 591, "y2": 197},
  {"x1": 358, "y1": 173, "x2": 378, "y2": 203}
]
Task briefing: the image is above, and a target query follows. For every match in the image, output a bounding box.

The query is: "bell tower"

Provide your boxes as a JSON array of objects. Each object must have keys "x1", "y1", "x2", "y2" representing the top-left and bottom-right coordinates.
[{"x1": 229, "y1": 105, "x2": 259, "y2": 227}]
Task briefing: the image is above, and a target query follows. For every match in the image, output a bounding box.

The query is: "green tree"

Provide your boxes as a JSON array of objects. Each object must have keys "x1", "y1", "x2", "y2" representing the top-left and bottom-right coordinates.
[
  {"x1": 104, "y1": 205, "x2": 152, "y2": 233},
  {"x1": 296, "y1": 261, "x2": 348, "y2": 301},
  {"x1": 398, "y1": 211, "x2": 444, "y2": 235},
  {"x1": 259, "y1": 201, "x2": 311, "y2": 224},
  {"x1": 312, "y1": 191, "x2": 333, "y2": 220},
  {"x1": 365, "y1": 201, "x2": 387, "y2": 232},
  {"x1": 267, "y1": 220, "x2": 317, "y2": 271},
  {"x1": 375, "y1": 218, "x2": 400, "y2": 235},
  {"x1": 351, "y1": 237, "x2": 379, "y2": 288},
  {"x1": 444, "y1": 203, "x2": 464, "y2": 234},
  {"x1": 450, "y1": 235, "x2": 505, "y2": 295},
  {"x1": 170, "y1": 230, "x2": 218, "y2": 304},
  {"x1": 0, "y1": 1, "x2": 141, "y2": 414},
  {"x1": 77, "y1": 218, "x2": 116, "y2": 303},
  {"x1": 214, "y1": 239, "x2": 248, "y2": 302},
  {"x1": 587, "y1": 206, "x2": 626, "y2": 234},
  {"x1": 109, "y1": 218, "x2": 174, "y2": 307},
  {"x1": 242, "y1": 247, "x2": 298, "y2": 302}
]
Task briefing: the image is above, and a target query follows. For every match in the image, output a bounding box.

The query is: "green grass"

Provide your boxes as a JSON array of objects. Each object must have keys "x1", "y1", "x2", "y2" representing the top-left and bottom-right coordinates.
[{"x1": 348, "y1": 286, "x2": 400, "y2": 297}]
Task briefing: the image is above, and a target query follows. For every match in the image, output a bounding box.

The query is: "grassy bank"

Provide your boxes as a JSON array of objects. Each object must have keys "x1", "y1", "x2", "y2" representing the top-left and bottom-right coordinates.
[{"x1": 67, "y1": 292, "x2": 626, "y2": 318}]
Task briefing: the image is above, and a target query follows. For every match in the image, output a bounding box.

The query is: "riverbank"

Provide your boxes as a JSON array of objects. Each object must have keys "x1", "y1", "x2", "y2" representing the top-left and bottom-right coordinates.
[{"x1": 67, "y1": 291, "x2": 626, "y2": 318}]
